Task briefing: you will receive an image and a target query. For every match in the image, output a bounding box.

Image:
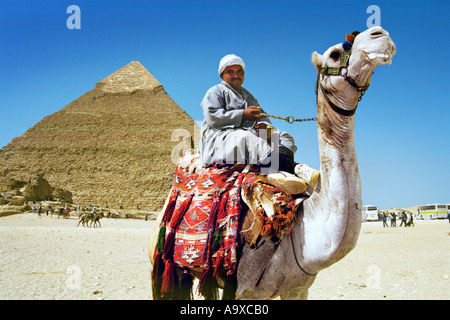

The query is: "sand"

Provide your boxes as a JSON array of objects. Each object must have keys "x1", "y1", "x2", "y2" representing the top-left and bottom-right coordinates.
[
  {"x1": 0, "y1": 213, "x2": 153, "y2": 300},
  {"x1": 0, "y1": 213, "x2": 449, "y2": 300},
  {"x1": 308, "y1": 219, "x2": 450, "y2": 300}
]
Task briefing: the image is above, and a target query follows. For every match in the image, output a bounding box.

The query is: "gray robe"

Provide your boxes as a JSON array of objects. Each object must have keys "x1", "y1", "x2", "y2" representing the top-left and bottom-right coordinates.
[{"x1": 200, "y1": 81, "x2": 296, "y2": 172}]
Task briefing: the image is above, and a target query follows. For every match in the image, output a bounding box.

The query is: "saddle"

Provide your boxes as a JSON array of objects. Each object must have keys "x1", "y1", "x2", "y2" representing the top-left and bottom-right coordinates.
[{"x1": 151, "y1": 152, "x2": 303, "y2": 300}]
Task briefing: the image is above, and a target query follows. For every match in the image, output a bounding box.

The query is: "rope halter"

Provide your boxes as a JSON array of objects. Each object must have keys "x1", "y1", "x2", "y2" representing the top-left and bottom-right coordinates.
[{"x1": 316, "y1": 31, "x2": 371, "y2": 106}]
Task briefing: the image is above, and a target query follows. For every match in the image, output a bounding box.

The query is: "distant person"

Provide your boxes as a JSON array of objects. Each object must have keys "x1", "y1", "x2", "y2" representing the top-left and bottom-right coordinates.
[
  {"x1": 88, "y1": 207, "x2": 96, "y2": 219},
  {"x1": 408, "y1": 213, "x2": 414, "y2": 227},
  {"x1": 447, "y1": 212, "x2": 450, "y2": 223},
  {"x1": 382, "y1": 212, "x2": 389, "y2": 228},
  {"x1": 400, "y1": 211, "x2": 408, "y2": 227},
  {"x1": 390, "y1": 212, "x2": 396, "y2": 227},
  {"x1": 46, "y1": 205, "x2": 52, "y2": 216}
]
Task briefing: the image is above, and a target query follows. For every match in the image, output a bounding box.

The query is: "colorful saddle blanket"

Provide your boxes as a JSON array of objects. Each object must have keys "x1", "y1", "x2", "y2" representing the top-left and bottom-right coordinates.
[
  {"x1": 152, "y1": 152, "x2": 300, "y2": 299},
  {"x1": 172, "y1": 159, "x2": 250, "y2": 271}
]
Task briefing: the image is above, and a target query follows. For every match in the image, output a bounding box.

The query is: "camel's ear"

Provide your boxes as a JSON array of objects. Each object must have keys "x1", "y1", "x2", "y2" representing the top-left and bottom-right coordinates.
[{"x1": 311, "y1": 51, "x2": 323, "y2": 70}]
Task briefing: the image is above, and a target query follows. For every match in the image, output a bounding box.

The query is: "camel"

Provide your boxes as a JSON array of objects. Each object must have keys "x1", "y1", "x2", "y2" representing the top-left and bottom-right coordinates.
[
  {"x1": 77, "y1": 212, "x2": 103, "y2": 228},
  {"x1": 149, "y1": 26, "x2": 396, "y2": 299}
]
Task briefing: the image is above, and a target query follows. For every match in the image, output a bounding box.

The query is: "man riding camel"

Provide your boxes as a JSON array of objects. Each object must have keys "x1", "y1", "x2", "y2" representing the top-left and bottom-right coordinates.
[{"x1": 199, "y1": 54, "x2": 319, "y2": 194}]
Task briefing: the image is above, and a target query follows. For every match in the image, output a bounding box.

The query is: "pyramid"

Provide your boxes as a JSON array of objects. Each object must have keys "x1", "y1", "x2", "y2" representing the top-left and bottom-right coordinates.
[
  {"x1": 95, "y1": 61, "x2": 163, "y2": 93},
  {"x1": 0, "y1": 61, "x2": 199, "y2": 210}
]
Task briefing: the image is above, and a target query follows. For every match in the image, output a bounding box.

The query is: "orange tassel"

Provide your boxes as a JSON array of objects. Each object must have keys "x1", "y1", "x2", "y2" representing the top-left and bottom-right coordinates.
[
  {"x1": 346, "y1": 33, "x2": 356, "y2": 42},
  {"x1": 261, "y1": 223, "x2": 272, "y2": 237}
]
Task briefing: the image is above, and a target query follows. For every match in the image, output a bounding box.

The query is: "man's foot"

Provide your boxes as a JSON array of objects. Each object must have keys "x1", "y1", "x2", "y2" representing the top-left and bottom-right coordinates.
[
  {"x1": 267, "y1": 171, "x2": 308, "y2": 194},
  {"x1": 295, "y1": 164, "x2": 320, "y2": 188}
]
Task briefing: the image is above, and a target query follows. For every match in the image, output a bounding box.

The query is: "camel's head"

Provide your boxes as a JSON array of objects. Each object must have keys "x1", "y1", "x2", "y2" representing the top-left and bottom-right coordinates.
[{"x1": 311, "y1": 27, "x2": 396, "y2": 97}]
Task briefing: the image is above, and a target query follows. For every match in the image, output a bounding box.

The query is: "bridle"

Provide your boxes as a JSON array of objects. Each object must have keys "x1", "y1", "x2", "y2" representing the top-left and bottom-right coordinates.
[
  {"x1": 317, "y1": 51, "x2": 371, "y2": 94},
  {"x1": 314, "y1": 32, "x2": 372, "y2": 117},
  {"x1": 258, "y1": 32, "x2": 372, "y2": 124}
]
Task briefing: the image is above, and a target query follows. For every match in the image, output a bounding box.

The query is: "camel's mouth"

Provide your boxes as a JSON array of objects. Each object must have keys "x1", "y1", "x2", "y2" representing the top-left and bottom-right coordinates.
[
  {"x1": 367, "y1": 52, "x2": 393, "y2": 64},
  {"x1": 363, "y1": 43, "x2": 396, "y2": 65},
  {"x1": 359, "y1": 31, "x2": 396, "y2": 66}
]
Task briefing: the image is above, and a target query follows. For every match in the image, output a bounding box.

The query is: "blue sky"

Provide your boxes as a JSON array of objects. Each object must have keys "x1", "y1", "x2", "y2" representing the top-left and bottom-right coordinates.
[{"x1": 1, "y1": 0, "x2": 449, "y2": 209}]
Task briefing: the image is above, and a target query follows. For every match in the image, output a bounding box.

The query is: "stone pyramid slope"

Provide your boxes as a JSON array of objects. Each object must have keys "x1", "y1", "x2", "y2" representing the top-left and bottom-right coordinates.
[{"x1": 0, "y1": 61, "x2": 198, "y2": 210}]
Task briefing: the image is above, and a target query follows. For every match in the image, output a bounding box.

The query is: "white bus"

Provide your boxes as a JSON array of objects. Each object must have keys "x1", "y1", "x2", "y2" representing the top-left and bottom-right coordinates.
[
  {"x1": 417, "y1": 204, "x2": 449, "y2": 220},
  {"x1": 362, "y1": 205, "x2": 379, "y2": 221}
]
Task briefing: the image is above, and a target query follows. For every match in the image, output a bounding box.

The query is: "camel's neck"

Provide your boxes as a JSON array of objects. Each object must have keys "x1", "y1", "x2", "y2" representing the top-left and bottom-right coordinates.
[
  {"x1": 314, "y1": 88, "x2": 362, "y2": 214},
  {"x1": 298, "y1": 85, "x2": 362, "y2": 274}
]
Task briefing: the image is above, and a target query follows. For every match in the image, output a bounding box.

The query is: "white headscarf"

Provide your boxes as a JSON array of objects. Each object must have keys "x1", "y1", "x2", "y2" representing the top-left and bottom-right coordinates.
[{"x1": 218, "y1": 54, "x2": 245, "y2": 76}]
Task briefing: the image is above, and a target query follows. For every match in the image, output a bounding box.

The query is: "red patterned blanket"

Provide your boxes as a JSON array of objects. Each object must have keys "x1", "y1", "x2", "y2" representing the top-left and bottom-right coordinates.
[
  {"x1": 152, "y1": 152, "x2": 299, "y2": 300},
  {"x1": 173, "y1": 164, "x2": 246, "y2": 271}
]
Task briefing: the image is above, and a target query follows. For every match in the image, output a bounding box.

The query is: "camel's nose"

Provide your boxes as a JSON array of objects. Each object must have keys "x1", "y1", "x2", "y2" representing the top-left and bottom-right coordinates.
[{"x1": 369, "y1": 27, "x2": 388, "y2": 38}]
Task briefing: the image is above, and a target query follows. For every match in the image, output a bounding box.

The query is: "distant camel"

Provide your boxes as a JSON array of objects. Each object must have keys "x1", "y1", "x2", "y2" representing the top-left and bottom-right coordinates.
[{"x1": 77, "y1": 212, "x2": 103, "y2": 228}]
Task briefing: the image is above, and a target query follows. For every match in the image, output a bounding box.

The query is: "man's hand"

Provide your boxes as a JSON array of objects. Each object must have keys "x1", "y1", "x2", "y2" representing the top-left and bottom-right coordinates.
[{"x1": 243, "y1": 105, "x2": 261, "y2": 120}]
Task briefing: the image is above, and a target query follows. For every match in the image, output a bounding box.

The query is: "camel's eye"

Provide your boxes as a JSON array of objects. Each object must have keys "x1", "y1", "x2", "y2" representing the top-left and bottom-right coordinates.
[{"x1": 330, "y1": 51, "x2": 341, "y2": 61}]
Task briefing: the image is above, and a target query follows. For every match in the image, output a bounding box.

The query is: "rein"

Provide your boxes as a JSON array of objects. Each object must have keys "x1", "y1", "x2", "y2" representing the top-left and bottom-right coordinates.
[
  {"x1": 259, "y1": 112, "x2": 316, "y2": 124},
  {"x1": 290, "y1": 202, "x2": 317, "y2": 276},
  {"x1": 260, "y1": 69, "x2": 366, "y2": 124}
]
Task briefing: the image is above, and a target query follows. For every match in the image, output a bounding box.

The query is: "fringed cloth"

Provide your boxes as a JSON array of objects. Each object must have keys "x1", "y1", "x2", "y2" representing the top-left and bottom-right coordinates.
[
  {"x1": 152, "y1": 152, "x2": 300, "y2": 300},
  {"x1": 240, "y1": 177, "x2": 299, "y2": 245},
  {"x1": 152, "y1": 155, "x2": 253, "y2": 299}
]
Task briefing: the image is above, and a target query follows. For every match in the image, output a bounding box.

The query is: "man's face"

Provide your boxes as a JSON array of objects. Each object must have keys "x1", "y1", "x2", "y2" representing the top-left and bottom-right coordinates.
[{"x1": 221, "y1": 65, "x2": 245, "y2": 90}]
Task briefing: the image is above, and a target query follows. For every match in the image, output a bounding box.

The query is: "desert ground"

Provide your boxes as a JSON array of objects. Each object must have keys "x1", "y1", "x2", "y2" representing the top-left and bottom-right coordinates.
[{"x1": 0, "y1": 212, "x2": 448, "y2": 300}]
